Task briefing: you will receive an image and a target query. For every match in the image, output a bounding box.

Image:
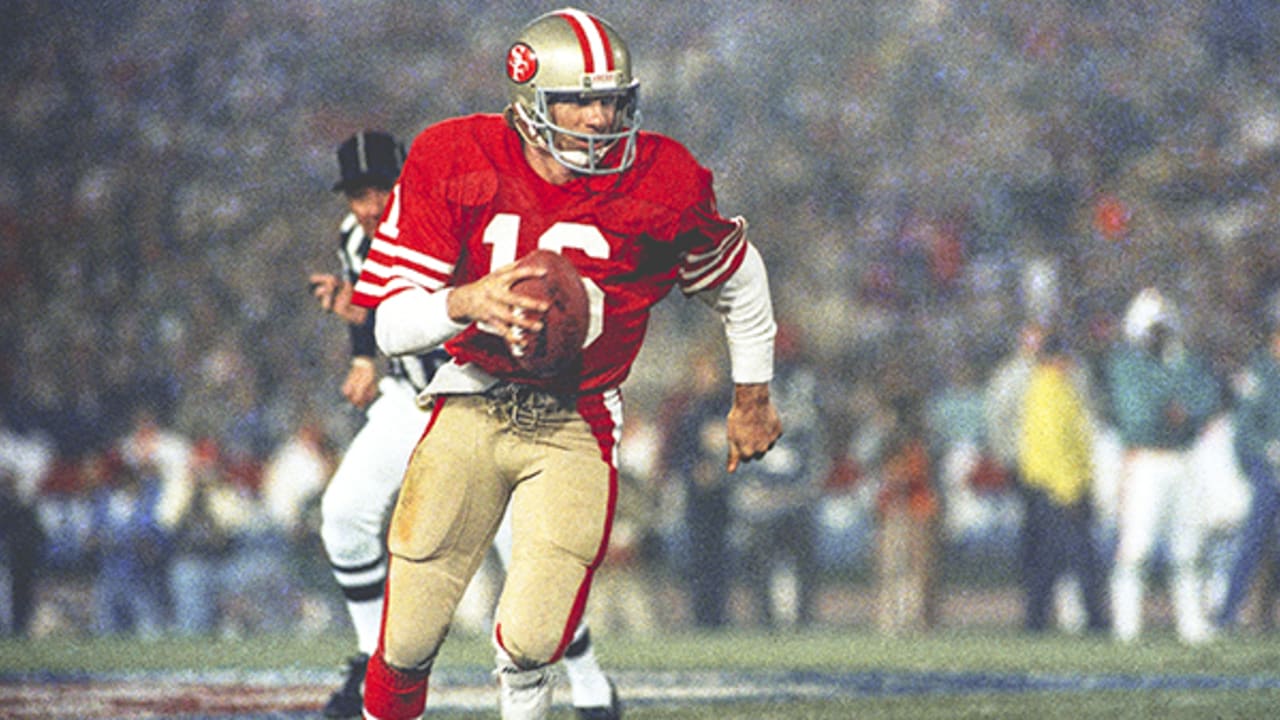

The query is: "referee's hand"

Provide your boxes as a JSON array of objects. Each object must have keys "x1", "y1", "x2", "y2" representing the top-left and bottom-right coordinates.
[
  {"x1": 343, "y1": 357, "x2": 379, "y2": 409},
  {"x1": 309, "y1": 273, "x2": 342, "y2": 311},
  {"x1": 310, "y1": 273, "x2": 367, "y2": 324}
]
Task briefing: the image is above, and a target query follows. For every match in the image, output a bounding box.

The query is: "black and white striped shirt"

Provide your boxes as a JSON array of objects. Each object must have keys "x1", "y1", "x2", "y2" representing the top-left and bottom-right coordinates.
[{"x1": 338, "y1": 214, "x2": 448, "y2": 392}]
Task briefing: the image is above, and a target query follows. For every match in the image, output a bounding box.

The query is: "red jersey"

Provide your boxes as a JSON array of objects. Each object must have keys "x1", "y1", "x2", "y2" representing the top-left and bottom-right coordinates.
[{"x1": 352, "y1": 113, "x2": 747, "y2": 393}]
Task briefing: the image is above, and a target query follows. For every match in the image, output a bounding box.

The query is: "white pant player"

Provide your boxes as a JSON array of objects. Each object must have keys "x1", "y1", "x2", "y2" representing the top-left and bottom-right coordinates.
[
  {"x1": 319, "y1": 376, "x2": 617, "y2": 718},
  {"x1": 1110, "y1": 448, "x2": 1212, "y2": 644}
]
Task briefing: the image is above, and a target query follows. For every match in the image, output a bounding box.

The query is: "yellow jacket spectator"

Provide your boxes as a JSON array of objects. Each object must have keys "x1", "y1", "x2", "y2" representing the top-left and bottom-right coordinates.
[
  {"x1": 1014, "y1": 331, "x2": 1109, "y2": 634},
  {"x1": 1019, "y1": 348, "x2": 1095, "y2": 507}
]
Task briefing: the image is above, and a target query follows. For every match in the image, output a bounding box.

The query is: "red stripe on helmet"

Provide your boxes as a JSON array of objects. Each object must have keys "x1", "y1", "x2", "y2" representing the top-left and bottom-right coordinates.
[
  {"x1": 555, "y1": 10, "x2": 614, "y2": 73},
  {"x1": 586, "y1": 15, "x2": 614, "y2": 71}
]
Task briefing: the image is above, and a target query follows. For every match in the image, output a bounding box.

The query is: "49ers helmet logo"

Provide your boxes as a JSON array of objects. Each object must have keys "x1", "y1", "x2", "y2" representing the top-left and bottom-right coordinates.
[{"x1": 507, "y1": 43, "x2": 538, "y2": 84}]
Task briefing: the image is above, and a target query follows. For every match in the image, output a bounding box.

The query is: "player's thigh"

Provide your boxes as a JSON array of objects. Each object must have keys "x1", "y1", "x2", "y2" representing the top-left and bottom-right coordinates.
[
  {"x1": 510, "y1": 429, "x2": 614, "y2": 569},
  {"x1": 382, "y1": 399, "x2": 514, "y2": 668},
  {"x1": 387, "y1": 397, "x2": 508, "y2": 563},
  {"x1": 496, "y1": 429, "x2": 614, "y2": 663}
]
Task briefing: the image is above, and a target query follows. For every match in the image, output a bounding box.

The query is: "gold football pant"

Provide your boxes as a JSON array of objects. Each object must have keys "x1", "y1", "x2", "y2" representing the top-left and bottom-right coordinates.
[{"x1": 379, "y1": 388, "x2": 620, "y2": 673}]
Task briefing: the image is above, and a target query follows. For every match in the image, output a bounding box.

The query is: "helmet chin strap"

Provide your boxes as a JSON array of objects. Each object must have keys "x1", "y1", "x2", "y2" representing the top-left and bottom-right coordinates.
[{"x1": 509, "y1": 103, "x2": 544, "y2": 150}]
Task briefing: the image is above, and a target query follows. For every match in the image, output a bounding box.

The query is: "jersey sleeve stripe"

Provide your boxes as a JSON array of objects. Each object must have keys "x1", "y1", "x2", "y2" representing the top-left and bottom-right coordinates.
[
  {"x1": 678, "y1": 217, "x2": 747, "y2": 293},
  {"x1": 682, "y1": 217, "x2": 745, "y2": 266},
  {"x1": 681, "y1": 238, "x2": 747, "y2": 294},
  {"x1": 356, "y1": 258, "x2": 449, "y2": 293},
  {"x1": 353, "y1": 234, "x2": 456, "y2": 307},
  {"x1": 367, "y1": 237, "x2": 455, "y2": 278}
]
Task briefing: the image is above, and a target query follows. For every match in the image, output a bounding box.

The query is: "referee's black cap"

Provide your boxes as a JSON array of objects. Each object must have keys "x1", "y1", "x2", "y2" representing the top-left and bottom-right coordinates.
[{"x1": 333, "y1": 130, "x2": 405, "y2": 193}]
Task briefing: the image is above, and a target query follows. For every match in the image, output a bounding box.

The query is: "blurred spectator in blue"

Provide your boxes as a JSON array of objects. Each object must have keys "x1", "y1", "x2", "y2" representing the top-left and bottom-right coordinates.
[
  {"x1": 1204, "y1": 0, "x2": 1279, "y2": 69},
  {"x1": 661, "y1": 346, "x2": 734, "y2": 629},
  {"x1": 119, "y1": 403, "x2": 195, "y2": 537},
  {"x1": 1106, "y1": 288, "x2": 1221, "y2": 645},
  {"x1": 0, "y1": 467, "x2": 45, "y2": 638},
  {"x1": 1217, "y1": 297, "x2": 1280, "y2": 631},
  {"x1": 216, "y1": 451, "x2": 296, "y2": 637},
  {"x1": 166, "y1": 438, "x2": 236, "y2": 636},
  {"x1": 731, "y1": 323, "x2": 826, "y2": 628},
  {"x1": 1016, "y1": 329, "x2": 1109, "y2": 634},
  {"x1": 86, "y1": 452, "x2": 167, "y2": 638}
]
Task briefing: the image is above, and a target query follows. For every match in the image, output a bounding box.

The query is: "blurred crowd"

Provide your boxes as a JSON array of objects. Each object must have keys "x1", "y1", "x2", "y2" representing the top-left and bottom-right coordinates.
[{"x1": 6, "y1": 0, "x2": 1280, "y2": 638}]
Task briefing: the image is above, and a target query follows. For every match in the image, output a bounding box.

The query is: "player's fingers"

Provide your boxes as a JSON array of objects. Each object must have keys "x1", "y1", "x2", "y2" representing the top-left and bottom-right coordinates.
[
  {"x1": 493, "y1": 258, "x2": 548, "y2": 280},
  {"x1": 726, "y1": 432, "x2": 778, "y2": 472},
  {"x1": 490, "y1": 263, "x2": 550, "y2": 308}
]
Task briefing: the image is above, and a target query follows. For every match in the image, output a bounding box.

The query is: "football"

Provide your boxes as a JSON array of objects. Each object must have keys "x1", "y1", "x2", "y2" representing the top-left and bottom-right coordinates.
[{"x1": 508, "y1": 249, "x2": 590, "y2": 377}]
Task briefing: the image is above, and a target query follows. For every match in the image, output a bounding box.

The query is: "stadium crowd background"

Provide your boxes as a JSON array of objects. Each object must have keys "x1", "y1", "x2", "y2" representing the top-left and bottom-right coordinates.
[{"x1": 3, "y1": 0, "x2": 1280, "y2": 635}]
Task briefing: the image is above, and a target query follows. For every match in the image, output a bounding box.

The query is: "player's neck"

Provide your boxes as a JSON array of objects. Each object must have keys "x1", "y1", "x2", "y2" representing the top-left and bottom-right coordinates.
[{"x1": 523, "y1": 143, "x2": 577, "y2": 186}]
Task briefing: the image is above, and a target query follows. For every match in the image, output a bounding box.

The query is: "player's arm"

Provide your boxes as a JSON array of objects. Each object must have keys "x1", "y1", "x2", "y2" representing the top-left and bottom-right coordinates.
[
  {"x1": 371, "y1": 262, "x2": 549, "y2": 357},
  {"x1": 695, "y1": 241, "x2": 783, "y2": 471}
]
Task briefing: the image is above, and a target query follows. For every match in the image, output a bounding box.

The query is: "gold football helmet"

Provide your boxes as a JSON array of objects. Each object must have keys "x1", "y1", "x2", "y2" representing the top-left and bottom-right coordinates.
[{"x1": 505, "y1": 8, "x2": 640, "y2": 175}]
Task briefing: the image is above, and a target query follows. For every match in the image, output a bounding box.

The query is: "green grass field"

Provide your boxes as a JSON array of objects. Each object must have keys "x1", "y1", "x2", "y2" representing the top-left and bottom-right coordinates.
[{"x1": 5, "y1": 627, "x2": 1280, "y2": 718}]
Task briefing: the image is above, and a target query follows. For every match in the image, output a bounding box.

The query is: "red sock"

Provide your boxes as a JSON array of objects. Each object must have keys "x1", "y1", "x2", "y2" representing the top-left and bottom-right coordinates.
[{"x1": 363, "y1": 652, "x2": 428, "y2": 719}]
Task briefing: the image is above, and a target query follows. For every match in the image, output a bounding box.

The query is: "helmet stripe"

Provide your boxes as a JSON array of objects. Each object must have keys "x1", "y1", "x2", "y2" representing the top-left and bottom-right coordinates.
[{"x1": 555, "y1": 9, "x2": 614, "y2": 74}]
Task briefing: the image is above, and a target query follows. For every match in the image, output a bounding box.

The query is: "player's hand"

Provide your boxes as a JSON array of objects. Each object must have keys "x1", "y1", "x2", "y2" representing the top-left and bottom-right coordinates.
[
  {"x1": 447, "y1": 261, "x2": 549, "y2": 345},
  {"x1": 342, "y1": 357, "x2": 379, "y2": 409},
  {"x1": 725, "y1": 382, "x2": 782, "y2": 473}
]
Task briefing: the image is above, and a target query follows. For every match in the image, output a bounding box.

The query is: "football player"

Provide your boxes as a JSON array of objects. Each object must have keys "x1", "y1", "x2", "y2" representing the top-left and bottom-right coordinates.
[
  {"x1": 351, "y1": 8, "x2": 782, "y2": 719},
  {"x1": 1106, "y1": 287, "x2": 1221, "y2": 645},
  {"x1": 311, "y1": 130, "x2": 619, "y2": 718}
]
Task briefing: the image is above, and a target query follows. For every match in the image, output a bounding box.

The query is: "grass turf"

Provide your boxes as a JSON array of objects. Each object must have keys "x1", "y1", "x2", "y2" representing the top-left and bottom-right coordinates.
[{"x1": 4, "y1": 627, "x2": 1280, "y2": 718}]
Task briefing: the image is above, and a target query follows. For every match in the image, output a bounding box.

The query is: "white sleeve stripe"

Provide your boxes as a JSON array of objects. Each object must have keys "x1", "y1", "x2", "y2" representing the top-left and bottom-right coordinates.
[
  {"x1": 387, "y1": 273, "x2": 445, "y2": 293},
  {"x1": 368, "y1": 237, "x2": 455, "y2": 278},
  {"x1": 395, "y1": 244, "x2": 453, "y2": 276},
  {"x1": 682, "y1": 217, "x2": 745, "y2": 266},
  {"x1": 681, "y1": 240, "x2": 745, "y2": 295},
  {"x1": 352, "y1": 277, "x2": 383, "y2": 299},
  {"x1": 679, "y1": 218, "x2": 747, "y2": 291},
  {"x1": 353, "y1": 264, "x2": 447, "y2": 303}
]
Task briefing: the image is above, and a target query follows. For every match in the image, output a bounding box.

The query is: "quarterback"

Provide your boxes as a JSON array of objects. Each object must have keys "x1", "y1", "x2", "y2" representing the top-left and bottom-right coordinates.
[{"x1": 352, "y1": 8, "x2": 782, "y2": 719}]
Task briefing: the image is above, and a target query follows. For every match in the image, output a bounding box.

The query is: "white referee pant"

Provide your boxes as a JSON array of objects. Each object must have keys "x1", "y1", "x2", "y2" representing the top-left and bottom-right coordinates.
[{"x1": 320, "y1": 376, "x2": 428, "y2": 652}]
